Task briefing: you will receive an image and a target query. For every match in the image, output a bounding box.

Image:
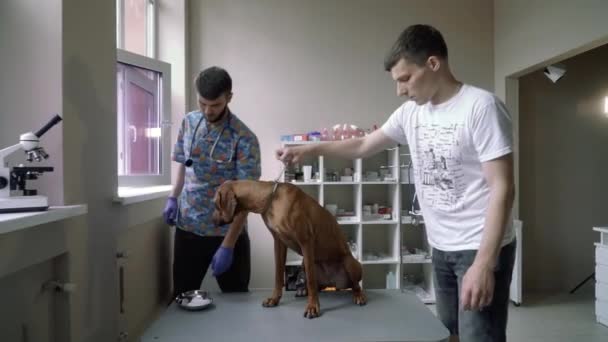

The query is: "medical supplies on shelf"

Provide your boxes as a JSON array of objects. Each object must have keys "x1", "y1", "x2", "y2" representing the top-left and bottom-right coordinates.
[{"x1": 280, "y1": 123, "x2": 381, "y2": 143}]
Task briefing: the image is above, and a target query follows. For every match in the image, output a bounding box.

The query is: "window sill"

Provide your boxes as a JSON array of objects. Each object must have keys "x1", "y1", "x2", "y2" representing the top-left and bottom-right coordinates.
[
  {"x1": 0, "y1": 205, "x2": 88, "y2": 235},
  {"x1": 114, "y1": 185, "x2": 172, "y2": 205}
]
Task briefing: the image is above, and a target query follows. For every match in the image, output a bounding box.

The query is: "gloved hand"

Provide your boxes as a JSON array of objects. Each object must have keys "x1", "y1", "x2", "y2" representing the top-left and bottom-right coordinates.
[
  {"x1": 211, "y1": 246, "x2": 234, "y2": 277},
  {"x1": 162, "y1": 196, "x2": 178, "y2": 226}
]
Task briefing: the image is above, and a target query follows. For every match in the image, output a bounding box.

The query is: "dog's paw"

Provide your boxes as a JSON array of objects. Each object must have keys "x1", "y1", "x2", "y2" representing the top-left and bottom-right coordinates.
[
  {"x1": 303, "y1": 302, "x2": 320, "y2": 319},
  {"x1": 262, "y1": 297, "x2": 281, "y2": 307},
  {"x1": 353, "y1": 292, "x2": 367, "y2": 306}
]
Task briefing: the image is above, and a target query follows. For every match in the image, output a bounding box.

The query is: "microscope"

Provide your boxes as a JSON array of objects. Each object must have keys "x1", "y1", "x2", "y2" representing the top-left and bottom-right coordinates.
[{"x1": 0, "y1": 114, "x2": 63, "y2": 213}]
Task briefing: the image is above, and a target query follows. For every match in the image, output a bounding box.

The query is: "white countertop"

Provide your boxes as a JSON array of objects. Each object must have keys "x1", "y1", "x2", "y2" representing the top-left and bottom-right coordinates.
[
  {"x1": 0, "y1": 205, "x2": 87, "y2": 235},
  {"x1": 594, "y1": 227, "x2": 608, "y2": 233}
]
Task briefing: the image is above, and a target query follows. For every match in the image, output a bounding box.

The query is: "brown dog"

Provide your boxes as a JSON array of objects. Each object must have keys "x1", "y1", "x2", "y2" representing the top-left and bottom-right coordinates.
[{"x1": 212, "y1": 180, "x2": 367, "y2": 318}]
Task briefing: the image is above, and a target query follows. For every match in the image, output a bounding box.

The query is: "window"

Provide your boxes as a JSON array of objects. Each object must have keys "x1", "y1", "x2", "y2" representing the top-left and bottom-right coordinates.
[
  {"x1": 117, "y1": 50, "x2": 171, "y2": 187},
  {"x1": 116, "y1": 0, "x2": 157, "y2": 58},
  {"x1": 116, "y1": 0, "x2": 170, "y2": 189}
]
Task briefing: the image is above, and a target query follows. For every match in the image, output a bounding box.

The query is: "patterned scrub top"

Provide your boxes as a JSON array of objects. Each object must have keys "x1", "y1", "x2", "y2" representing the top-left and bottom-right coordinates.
[{"x1": 172, "y1": 110, "x2": 261, "y2": 236}]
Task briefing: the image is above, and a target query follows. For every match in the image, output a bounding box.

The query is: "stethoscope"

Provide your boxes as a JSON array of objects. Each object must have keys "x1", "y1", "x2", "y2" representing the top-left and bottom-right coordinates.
[{"x1": 184, "y1": 112, "x2": 234, "y2": 167}]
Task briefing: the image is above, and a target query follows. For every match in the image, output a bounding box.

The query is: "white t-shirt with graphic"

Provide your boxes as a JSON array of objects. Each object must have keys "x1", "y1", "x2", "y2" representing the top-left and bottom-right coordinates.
[{"x1": 382, "y1": 84, "x2": 514, "y2": 251}]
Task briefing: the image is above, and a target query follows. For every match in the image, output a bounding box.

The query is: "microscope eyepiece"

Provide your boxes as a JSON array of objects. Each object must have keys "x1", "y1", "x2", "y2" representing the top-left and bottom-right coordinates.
[{"x1": 35, "y1": 114, "x2": 62, "y2": 138}]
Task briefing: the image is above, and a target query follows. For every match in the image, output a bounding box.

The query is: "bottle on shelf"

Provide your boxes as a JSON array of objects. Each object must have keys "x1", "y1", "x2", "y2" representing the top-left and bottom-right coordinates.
[{"x1": 386, "y1": 271, "x2": 397, "y2": 289}]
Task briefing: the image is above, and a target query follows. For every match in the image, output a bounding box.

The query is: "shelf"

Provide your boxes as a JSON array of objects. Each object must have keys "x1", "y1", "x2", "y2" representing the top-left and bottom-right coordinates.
[
  {"x1": 281, "y1": 141, "x2": 401, "y2": 148},
  {"x1": 281, "y1": 141, "x2": 323, "y2": 146},
  {"x1": 290, "y1": 182, "x2": 407, "y2": 185},
  {"x1": 401, "y1": 258, "x2": 432, "y2": 264},
  {"x1": 281, "y1": 143, "x2": 432, "y2": 295},
  {"x1": 362, "y1": 220, "x2": 398, "y2": 225},
  {"x1": 324, "y1": 181, "x2": 359, "y2": 185},
  {"x1": 289, "y1": 181, "x2": 321, "y2": 186},
  {"x1": 401, "y1": 216, "x2": 424, "y2": 225},
  {"x1": 595, "y1": 227, "x2": 608, "y2": 246},
  {"x1": 362, "y1": 258, "x2": 400, "y2": 265},
  {"x1": 594, "y1": 227, "x2": 608, "y2": 233},
  {"x1": 337, "y1": 220, "x2": 361, "y2": 225}
]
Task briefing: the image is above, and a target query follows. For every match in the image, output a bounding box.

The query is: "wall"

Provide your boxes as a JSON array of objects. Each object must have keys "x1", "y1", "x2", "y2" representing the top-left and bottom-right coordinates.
[
  {"x1": 61, "y1": 0, "x2": 186, "y2": 339},
  {"x1": 0, "y1": 1, "x2": 70, "y2": 341},
  {"x1": 494, "y1": 0, "x2": 608, "y2": 100},
  {"x1": 0, "y1": 216, "x2": 87, "y2": 342},
  {"x1": 159, "y1": 0, "x2": 189, "y2": 185},
  {"x1": 494, "y1": 0, "x2": 608, "y2": 293},
  {"x1": 61, "y1": 0, "x2": 125, "y2": 339},
  {"x1": 117, "y1": 218, "x2": 172, "y2": 340},
  {"x1": 188, "y1": 0, "x2": 495, "y2": 290},
  {"x1": 519, "y1": 44, "x2": 608, "y2": 292},
  {"x1": 0, "y1": 261, "x2": 54, "y2": 342},
  {"x1": 0, "y1": 0, "x2": 185, "y2": 341},
  {"x1": 0, "y1": 0, "x2": 63, "y2": 205}
]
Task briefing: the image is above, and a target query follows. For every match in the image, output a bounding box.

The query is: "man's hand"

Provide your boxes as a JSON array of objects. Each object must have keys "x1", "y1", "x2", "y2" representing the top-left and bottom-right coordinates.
[
  {"x1": 211, "y1": 246, "x2": 234, "y2": 276},
  {"x1": 460, "y1": 263, "x2": 495, "y2": 311},
  {"x1": 162, "y1": 197, "x2": 178, "y2": 226},
  {"x1": 275, "y1": 145, "x2": 306, "y2": 164}
]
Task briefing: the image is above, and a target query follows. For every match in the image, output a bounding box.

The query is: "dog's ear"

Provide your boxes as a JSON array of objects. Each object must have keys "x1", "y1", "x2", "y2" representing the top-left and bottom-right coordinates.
[{"x1": 220, "y1": 188, "x2": 237, "y2": 223}]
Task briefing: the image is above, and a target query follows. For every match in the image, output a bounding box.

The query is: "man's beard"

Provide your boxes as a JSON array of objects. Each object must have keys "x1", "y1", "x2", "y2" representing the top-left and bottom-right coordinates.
[{"x1": 206, "y1": 106, "x2": 228, "y2": 123}]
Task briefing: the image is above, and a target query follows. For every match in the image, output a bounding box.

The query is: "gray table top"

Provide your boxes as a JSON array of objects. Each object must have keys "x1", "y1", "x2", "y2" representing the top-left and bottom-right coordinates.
[{"x1": 141, "y1": 289, "x2": 449, "y2": 342}]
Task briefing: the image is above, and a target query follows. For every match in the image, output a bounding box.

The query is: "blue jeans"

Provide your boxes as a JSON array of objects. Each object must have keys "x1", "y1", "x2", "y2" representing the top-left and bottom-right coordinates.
[{"x1": 433, "y1": 241, "x2": 516, "y2": 342}]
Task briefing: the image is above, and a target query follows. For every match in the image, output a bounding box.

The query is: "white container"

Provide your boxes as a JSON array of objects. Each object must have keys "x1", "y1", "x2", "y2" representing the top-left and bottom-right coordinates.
[
  {"x1": 325, "y1": 204, "x2": 338, "y2": 216},
  {"x1": 386, "y1": 271, "x2": 397, "y2": 289},
  {"x1": 303, "y1": 165, "x2": 312, "y2": 182}
]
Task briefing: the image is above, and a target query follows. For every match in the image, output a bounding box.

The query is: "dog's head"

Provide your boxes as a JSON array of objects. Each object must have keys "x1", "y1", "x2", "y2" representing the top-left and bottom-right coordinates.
[{"x1": 212, "y1": 181, "x2": 237, "y2": 226}]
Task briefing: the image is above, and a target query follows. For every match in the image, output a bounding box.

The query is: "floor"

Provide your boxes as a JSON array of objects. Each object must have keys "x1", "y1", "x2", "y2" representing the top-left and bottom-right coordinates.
[{"x1": 426, "y1": 285, "x2": 608, "y2": 342}]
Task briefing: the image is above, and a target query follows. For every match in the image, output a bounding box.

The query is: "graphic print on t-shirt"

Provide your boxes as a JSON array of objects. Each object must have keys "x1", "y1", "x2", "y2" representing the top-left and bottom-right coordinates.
[{"x1": 414, "y1": 122, "x2": 466, "y2": 212}]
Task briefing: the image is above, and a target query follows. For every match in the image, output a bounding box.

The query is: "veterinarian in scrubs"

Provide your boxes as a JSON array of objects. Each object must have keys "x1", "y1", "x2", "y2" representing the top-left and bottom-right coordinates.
[{"x1": 163, "y1": 66, "x2": 261, "y2": 297}]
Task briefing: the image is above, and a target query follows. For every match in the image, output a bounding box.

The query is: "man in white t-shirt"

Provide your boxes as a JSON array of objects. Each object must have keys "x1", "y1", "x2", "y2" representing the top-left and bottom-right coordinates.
[{"x1": 276, "y1": 24, "x2": 515, "y2": 342}]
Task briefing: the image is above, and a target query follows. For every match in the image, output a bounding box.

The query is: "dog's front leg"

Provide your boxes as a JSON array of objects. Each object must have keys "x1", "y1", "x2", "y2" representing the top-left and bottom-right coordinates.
[
  {"x1": 301, "y1": 242, "x2": 320, "y2": 318},
  {"x1": 344, "y1": 255, "x2": 367, "y2": 305},
  {"x1": 262, "y1": 232, "x2": 286, "y2": 307}
]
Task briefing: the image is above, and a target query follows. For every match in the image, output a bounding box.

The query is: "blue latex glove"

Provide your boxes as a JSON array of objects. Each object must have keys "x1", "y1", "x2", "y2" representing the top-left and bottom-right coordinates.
[
  {"x1": 163, "y1": 197, "x2": 177, "y2": 226},
  {"x1": 211, "y1": 246, "x2": 234, "y2": 276}
]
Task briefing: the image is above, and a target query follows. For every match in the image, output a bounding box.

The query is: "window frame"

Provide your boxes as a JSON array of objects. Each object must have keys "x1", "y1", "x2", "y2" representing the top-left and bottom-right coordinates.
[
  {"x1": 116, "y1": 48, "x2": 171, "y2": 187},
  {"x1": 116, "y1": 0, "x2": 158, "y2": 58}
]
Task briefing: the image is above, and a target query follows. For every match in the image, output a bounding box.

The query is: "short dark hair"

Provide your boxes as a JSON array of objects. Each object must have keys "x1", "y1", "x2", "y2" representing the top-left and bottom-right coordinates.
[
  {"x1": 195, "y1": 66, "x2": 232, "y2": 99},
  {"x1": 384, "y1": 24, "x2": 448, "y2": 71}
]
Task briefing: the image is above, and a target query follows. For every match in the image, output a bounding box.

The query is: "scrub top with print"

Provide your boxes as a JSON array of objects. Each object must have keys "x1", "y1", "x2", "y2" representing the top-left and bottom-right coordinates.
[{"x1": 172, "y1": 110, "x2": 261, "y2": 236}]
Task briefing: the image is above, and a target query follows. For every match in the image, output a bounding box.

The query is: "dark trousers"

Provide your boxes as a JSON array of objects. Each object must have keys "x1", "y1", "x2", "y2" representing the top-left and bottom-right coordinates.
[
  {"x1": 172, "y1": 228, "x2": 250, "y2": 298},
  {"x1": 433, "y1": 240, "x2": 516, "y2": 342}
]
